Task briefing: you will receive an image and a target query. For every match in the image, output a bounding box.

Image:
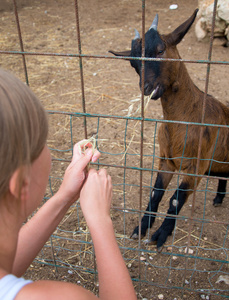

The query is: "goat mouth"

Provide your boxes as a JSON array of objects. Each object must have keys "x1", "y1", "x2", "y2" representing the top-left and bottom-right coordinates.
[{"x1": 149, "y1": 85, "x2": 160, "y2": 100}]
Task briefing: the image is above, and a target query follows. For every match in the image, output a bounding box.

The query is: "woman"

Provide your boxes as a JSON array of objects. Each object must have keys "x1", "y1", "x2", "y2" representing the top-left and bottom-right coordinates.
[{"x1": 0, "y1": 68, "x2": 137, "y2": 300}]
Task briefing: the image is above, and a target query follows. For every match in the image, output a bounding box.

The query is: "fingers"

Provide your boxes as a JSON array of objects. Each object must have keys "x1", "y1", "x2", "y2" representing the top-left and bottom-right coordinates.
[
  {"x1": 72, "y1": 141, "x2": 91, "y2": 162},
  {"x1": 88, "y1": 169, "x2": 112, "y2": 187},
  {"x1": 72, "y1": 141, "x2": 101, "y2": 164},
  {"x1": 88, "y1": 168, "x2": 109, "y2": 178},
  {"x1": 98, "y1": 169, "x2": 113, "y2": 199},
  {"x1": 98, "y1": 169, "x2": 112, "y2": 183},
  {"x1": 98, "y1": 168, "x2": 107, "y2": 176},
  {"x1": 91, "y1": 149, "x2": 101, "y2": 162}
]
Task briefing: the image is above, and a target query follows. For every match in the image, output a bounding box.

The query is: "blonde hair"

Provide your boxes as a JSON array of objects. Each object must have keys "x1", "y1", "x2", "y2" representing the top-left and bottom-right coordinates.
[{"x1": 0, "y1": 69, "x2": 48, "y2": 198}]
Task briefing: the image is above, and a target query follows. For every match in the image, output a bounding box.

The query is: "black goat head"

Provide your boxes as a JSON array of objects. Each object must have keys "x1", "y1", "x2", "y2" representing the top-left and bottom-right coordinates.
[{"x1": 109, "y1": 9, "x2": 198, "y2": 100}]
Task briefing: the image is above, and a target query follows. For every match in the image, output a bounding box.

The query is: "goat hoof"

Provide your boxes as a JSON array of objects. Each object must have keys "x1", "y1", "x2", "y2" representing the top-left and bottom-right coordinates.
[
  {"x1": 213, "y1": 202, "x2": 222, "y2": 207},
  {"x1": 131, "y1": 233, "x2": 139, "y2": 239},
  {"x1": 143, "y1": 239, "x2": 150, "y2": 244},
  {"x1": 157, "y1": 245, "x2": 164, "y2": 253},
  {"x1": 150, "y1": 235, "x2": 164, "y2": 252},
  {"x1": 131, "y1": 225, "x2": 147, "y2": 239},
  {"x1": 213, "y1": 195, "x2": 223, "y2": 207},
  {"x1": 143, "y1": 239, "x2": 157, "y2": 245},
  {"x1": 151, "y1": 227, "x2": 169, "y2": 251}
]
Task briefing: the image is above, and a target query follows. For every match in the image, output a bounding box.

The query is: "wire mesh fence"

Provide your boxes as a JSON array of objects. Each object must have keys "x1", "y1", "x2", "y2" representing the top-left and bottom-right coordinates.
[{"x1": 0, "y1": 0, "x2": 229, "y2": 299}]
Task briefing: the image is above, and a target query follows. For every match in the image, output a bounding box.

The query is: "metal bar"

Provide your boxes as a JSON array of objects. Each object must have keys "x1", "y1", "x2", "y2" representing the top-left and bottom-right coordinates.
[
  {"x1": 188, "y1": 0, "x2": 218, "y2": 249},
  {"x1": 52, "y1": 157, "x2": 229, "y2": 182},
  {"x1": 137, "y1": 0, "x2": 146, "y2": 291},
  {"x1": 1, "y1": 49, "x2": 229, "y2": 65},
  {"x1": 12, "y1": 0, "x2": 29, "y2": 85},
  {"x1": 46, "y1": 109, "x2": 229, "y2": 129},
  {"x1": 185, "y1": 0, "x2": 219, "y2": 294},
  {"x1": 112, "y1": 206, "x2": 229, "y2": 227},
  {"x1": 74, "y1": 0, "x2": 87, "y2": 139}
]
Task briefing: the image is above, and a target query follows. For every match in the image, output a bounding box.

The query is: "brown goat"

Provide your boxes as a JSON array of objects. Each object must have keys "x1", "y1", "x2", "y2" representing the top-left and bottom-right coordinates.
[{"x1": 109, "y1": 9, "x2": 229, "y2": 251}]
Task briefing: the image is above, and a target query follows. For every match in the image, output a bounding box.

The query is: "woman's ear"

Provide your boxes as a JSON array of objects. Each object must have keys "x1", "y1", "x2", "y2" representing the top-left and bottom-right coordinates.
[{"x1": 9, "y1": 167, "x2": 30, "y2": 202}]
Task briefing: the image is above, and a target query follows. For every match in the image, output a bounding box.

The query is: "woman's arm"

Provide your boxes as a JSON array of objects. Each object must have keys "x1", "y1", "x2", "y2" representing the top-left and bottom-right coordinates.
[
  {"x1": 12, "y1": 142, "x2": 100, "y2": 277},
  {"x1": 90, "y1": 218, "x2": 137, "y2": 300},
  {"x1": 12, "y1": 191, "x2": 75, "y2": 276},
  {"x1": 80, "y1": 169, "x2": 137, "y2": 300}
]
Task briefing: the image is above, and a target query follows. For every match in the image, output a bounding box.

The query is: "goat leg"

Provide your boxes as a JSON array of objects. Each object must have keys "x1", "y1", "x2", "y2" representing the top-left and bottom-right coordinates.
[
  {"x1": 151, "y1": 181, "x2": 189, "y2": 252},
  {"x1": 213, "y1": 178, "x2": 227, "y2": 206},
  {"x1": 131, "y1": 170, "x2": 173, "y2": 239}
]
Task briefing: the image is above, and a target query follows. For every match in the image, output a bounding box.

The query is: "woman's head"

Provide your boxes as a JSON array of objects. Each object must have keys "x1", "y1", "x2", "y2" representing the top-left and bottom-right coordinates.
[{"x1": 0, "y1": 68, "x2": 48, "y2": 199}]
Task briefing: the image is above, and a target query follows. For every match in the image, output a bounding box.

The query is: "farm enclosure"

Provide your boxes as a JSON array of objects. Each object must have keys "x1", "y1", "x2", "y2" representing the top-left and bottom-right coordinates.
[{"x1": 0, "y1": 0, "x2": 229, "y2": 299}]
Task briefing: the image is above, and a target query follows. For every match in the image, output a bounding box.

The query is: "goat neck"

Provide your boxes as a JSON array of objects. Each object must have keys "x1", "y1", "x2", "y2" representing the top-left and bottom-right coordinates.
[{"x1": 160, "y1": 58, "x2": 201, "y2": 122}]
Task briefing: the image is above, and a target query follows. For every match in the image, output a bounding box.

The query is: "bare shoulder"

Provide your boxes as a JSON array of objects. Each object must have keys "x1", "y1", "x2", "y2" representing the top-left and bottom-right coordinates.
[{"x1": 15, "y1": 280, "x2": 98, "y2": 300}]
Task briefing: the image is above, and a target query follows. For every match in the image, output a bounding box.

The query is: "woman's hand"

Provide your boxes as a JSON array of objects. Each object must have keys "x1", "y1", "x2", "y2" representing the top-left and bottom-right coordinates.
[
  {"x1": 58, "y1": 141, "x2": 100, "y2": 205},
  {"x1": 80, "y1": 168, "x2": 113, "y2": 227}
]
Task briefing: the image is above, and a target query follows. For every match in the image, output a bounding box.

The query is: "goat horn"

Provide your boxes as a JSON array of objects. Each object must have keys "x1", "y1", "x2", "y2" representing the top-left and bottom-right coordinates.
[
  {"x1": 134, "y1": 28, "x2": 140, "y2": 39},
  {"x1": 149, "y1": 14, "x2": 158, "y2": 31}
]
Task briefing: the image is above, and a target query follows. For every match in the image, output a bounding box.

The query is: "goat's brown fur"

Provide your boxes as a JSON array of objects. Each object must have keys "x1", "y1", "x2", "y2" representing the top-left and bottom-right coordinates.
[
  {"x1": 110, "y1": 9, "x2": 229, "y2": 250},
  {"x1": 159, "y1": 57, "x2": 229, "y2": 176}
]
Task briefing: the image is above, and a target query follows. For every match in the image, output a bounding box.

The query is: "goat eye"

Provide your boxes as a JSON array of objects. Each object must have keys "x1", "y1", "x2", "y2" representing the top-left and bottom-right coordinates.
[{"x1": 158, "y1": 49, "x2": 165, "y2": 55}]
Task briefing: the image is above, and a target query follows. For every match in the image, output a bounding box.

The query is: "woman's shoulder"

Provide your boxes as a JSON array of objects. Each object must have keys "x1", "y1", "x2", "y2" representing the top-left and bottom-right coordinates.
[
  {"x1": 15, "y1": 279, "x2": 98, "y2": 300},
  {"x1": 0, "y1": 273, "x2": 32, "y2": 300}
]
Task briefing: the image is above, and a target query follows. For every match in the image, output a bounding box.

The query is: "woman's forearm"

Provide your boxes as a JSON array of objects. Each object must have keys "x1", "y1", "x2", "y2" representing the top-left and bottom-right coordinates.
[
  {"x1": 88, "y1": 218, "x2": 137, "y2": 300},
  {"x1": 12, "y1": 192, "x2": 71, "y2": 277}
]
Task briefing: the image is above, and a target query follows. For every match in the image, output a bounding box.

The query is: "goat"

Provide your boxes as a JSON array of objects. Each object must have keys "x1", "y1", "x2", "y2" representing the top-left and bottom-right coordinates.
[{"x1": 109, "y1": 9, "x2": 229, "y2": 251}]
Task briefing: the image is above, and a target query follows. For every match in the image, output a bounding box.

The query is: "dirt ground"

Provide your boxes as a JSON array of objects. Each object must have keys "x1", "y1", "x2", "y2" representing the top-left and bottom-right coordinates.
[{"x1": 0, "y1": 0, "x2": 229, "y2": 299}]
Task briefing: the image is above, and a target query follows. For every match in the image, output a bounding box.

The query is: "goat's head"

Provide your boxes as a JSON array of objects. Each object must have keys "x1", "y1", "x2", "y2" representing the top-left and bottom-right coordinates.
[{"x1": 109, "y1": 9, "x2": 198, "y2": 100}]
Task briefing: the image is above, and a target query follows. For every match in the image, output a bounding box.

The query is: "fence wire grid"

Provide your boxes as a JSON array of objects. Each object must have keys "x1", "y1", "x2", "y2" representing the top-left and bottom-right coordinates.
[{"x1": 0, "y1": 0, "x2": 229, "y2": 299}]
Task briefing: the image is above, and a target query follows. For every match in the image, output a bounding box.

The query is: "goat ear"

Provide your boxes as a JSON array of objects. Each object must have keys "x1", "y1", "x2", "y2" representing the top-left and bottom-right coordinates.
[
  {"x1": 166, "y1": 9, "x2": 199, "y2": 46},
  {"x1": 109, "y1": 50, "x2": 131, "y2": 57}
]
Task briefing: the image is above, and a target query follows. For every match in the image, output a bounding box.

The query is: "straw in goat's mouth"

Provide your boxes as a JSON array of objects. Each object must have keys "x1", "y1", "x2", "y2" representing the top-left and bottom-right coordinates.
[{"x1": 150, "y1": 85, "x2": 159, "y2": 98}]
